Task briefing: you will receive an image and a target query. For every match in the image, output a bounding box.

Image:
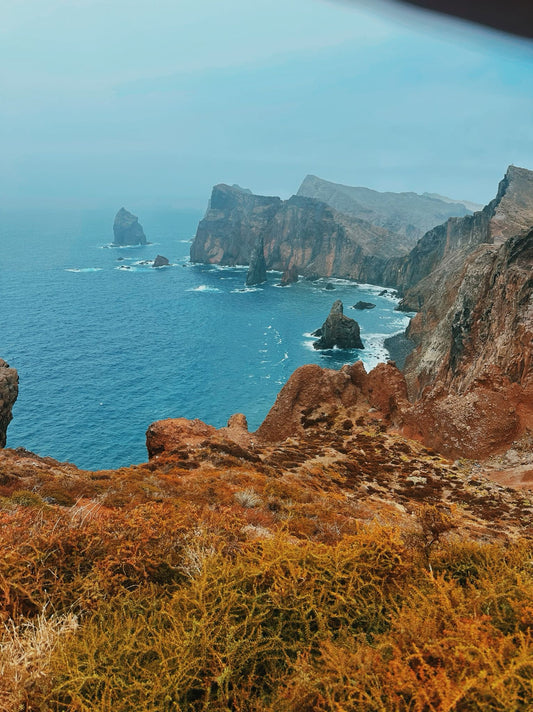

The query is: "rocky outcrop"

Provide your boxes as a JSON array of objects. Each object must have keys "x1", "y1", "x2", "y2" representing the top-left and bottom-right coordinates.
[
  {"x1": 153, "y1": 255, "x2": 169, "y2": 267},
  {"x1": 113, "y1": 208, "x2": 147, "y2": 246},
  {"x1": 190, "y1": 184, "x2": 408, "y2": 283},
  {"x1": 297, "y1": 174, "x2": 472, "y2": 244},
  {"x1": 246, "y1": 237, "x2": 267, "y2": 286},
  {"x1": 280, "y1": 264, "x2": 298, "y2": 286},
  {"x1": 313, "y1": 301, "x2": 364, "y2": 350},
  {"x1": 0, "y1": 360, "x2": 18, "y2": 448},
  {"x1": 255, "y1": 361, "x2": 408, "y2": 444}
]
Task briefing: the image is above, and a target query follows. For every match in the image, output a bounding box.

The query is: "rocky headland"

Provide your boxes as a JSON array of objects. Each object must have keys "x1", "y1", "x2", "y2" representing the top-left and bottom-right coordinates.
[
  {"x1": 112, "y1": 207, "x2": 147, "y2": 246},
  {"x1": 190, "y1": 184, "x2": 409, "y2": 283}
]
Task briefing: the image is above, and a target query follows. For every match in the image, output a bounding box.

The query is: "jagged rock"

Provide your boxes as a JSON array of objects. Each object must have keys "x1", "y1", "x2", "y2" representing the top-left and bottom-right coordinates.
[
  {"x1": 280, "y1": 264, "x2": 298, "y2": 286},
  {"x1": 153, "y1": 255, "x2": 169, "y2": 267},
  {"x1": 313, "y1": 300, "x2": 364, "y2": 350},
  {"x1": 324, "y1": 283, "x2": 335, "y2": 290},
  {"x1": 245, "y1": 236, "x2": 267, "y2": 286},
  {"x1": 352, "y1": 301, "x2": 376, "y2": 310},
  {"x1": 113, "y1": 208, "x2": 147, "y2": 246},
  {"x1": 0, "y1": 360, "x2": 18, "y2": 448}
]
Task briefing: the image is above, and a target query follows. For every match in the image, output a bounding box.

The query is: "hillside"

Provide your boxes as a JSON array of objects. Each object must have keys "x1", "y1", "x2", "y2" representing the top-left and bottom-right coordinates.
[{"x1": 297, "y1": 174, "x2": 472, "y2": 244}]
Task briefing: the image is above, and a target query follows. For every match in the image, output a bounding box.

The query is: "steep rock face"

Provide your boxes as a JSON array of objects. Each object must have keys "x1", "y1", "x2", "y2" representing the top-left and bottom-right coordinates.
[
  {"x1": 0, "y1": 360, "x2": 18, "y2": 448},
  {"x1": 313, "y1": 300, "x2": 364, "y2": 350},
  {"x1": 246, "y1": 236, "x2": 267, "y2": 286},
  {"x1": 113, "y1": 208, "x2": 147, "y2": 246},
  {"x1": 396, "y1": 166, "x2": 533, "y2": 306},
  {"x1": 402, "y1": 228, "x2": 533, "y2": 457},
  {"x1": 297, "y1": 174, "x2": 472, "y2": 245},
  {"x1": 190, "y1": 184, "x2": 408, "y2": 282}
]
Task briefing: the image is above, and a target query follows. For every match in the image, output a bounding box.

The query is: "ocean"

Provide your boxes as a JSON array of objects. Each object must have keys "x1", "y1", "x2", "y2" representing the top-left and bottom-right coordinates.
[{"x1": 0, "y1": 208, "x2": 412, "y2": 470}]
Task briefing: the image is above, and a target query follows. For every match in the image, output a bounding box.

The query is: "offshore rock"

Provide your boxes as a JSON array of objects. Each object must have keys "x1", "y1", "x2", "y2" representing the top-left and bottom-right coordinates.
[
  {"x1": 245, "y1": 236, "x2": 267, "y2": 286},
  {"x1": 153, "y1": 255, "x2": 169, "y2": 267},
  {"x1": 190, "y1": 184, "x2": 408, "y2": 283},
  {"x1": 313, "y1": 300, "x2": 364, "y2": 350},
  {"x1": 113, "y1": 208, "x2": 147, "y2": 246},
  {"x1": 0, "y1": 360, "x2": 18, "y2": 448},
  {"x1": 352, "y1": 301, "x2": 376, "y2": 310},
  {"x1": 280, "y1": 264, "x2": 298, "y2": 286}
]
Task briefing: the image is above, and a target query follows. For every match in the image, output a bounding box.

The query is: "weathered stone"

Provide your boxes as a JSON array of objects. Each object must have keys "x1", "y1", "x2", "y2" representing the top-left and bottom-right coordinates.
[
  {"x1": 246, "y1": 236, "x2": 267, "y2": 286},
  {"x1": 113, "y1": 208, "x2": 147, "y2": 246},
  {"x1": 280, "y1": 264, "x2": 298, "y2": 286},
  {"x1": 352, "y1": 301, "x2": 376, "y2": 310},
  {"x1": 0, "y1": 360, "x2": 18, "y2": 448},
  {"x1": 153, "y1": 255, "x2": 169, "y2": 267},
  {"x1": 313, "y1": 300, "x2": 364, "y2": 350}
]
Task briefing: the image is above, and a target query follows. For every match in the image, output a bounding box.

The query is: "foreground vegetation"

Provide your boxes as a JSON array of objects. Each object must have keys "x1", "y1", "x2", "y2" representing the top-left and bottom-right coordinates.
[{"x1": 1, "y1": 487, "x2": 533, "y2": 712}]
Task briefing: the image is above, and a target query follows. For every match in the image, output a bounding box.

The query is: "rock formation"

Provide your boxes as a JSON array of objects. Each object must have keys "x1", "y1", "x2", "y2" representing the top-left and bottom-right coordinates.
[
  {"x1": 280, "y1": 264, "x2": 298, "y2": 286},
  {"x1": 245, "y1": 236, "x2": 267, "y2": 286},
  {"x1": 313, "y1": 300, "x2": 364, "y2": 350},
  {"x1": 113, "y1": 208, "x2": 147, "y2": 246},
  {"x1": 0, "y1": 359, "x2": 18, "y2": 448},
  {"x1": 190, "y1": 184, "x2": 408, "y2": 283},
  {"x1": 153, "y1": 255, "x2": 169, "y2": 267},
  {"x1": 297, "y1": 174, "x2": 472, "y2": 244},
  {"x1": 352, "y1": 301, "x2": 376, "y2": 310}
]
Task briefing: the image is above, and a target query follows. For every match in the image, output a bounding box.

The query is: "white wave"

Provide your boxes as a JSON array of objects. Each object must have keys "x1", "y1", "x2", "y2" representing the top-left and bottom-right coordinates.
[
  {"x1": 115, "y1": 265, "x2": 138, "y2": 271},
  {"x1": 179, "y1": 239, "x2": 192, "y2": 243},
  {"x1": 65, "y1": 267, "x2": 103, "y2": 273},
  {"x1": 187, "y1": 285, "x2": 221, "y2": 293},
  {"x1": 230, "y1": 286, "x2": 261, "y2": 293}
]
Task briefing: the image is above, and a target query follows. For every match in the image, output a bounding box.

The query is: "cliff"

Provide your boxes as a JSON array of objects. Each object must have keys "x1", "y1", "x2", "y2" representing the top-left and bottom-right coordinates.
[
  {"x1": 190, "y1": 184, "x2": 408, "y2": 282},
  {"x1": 297, "y1": 174, "x2": 472, "y2": 244},
  {"x1": 113, "y1": 207, "x2": 147, "y2": 246},
  {"x1": 0, "y1": 359, "x2": 18, "y2": 448},
  {"x1": 396, "y1": 166, "x2": 533, "y2": 305}
]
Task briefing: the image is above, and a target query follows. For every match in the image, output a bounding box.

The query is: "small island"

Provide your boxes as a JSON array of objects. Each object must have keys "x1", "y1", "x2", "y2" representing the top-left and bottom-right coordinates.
[
  {"x1": 313, "y1": 300, "x2": 364, "y2": 350},
  {"x1": 113, "y1": 208, "x2": 147, "y2": 246}
]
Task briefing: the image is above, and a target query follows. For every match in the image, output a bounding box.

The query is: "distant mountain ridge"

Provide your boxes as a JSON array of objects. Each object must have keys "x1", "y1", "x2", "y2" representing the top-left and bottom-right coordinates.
[{"x1": 297, "y1": 174, "x2": 473, "y2": 245}]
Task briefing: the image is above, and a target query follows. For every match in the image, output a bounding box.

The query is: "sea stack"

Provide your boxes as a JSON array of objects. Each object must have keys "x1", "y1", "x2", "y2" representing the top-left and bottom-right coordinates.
[
  {"x1": 280, "y1": 264, "x2": 298, "y2": 286},
  {"x1": 0, "y1": 359, "x2": 19, "y2": 448},
  {"x1": 313, "y1": 300, "x2": 364, "y2": 350},
  {"x1": 113, "y1": 208, "x2": 147, "y2": 246},
  {"x1": 246, "y1": 236, "x2": 267, "y2": 286}
]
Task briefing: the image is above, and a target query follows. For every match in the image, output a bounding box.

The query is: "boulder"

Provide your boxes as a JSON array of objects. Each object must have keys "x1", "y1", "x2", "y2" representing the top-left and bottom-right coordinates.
[
  {"x1": 153, "y1": 255, "x2": 170, "y2": 267},
  {"x1": 113, "y1": 208, "x2": 147, "y2": 246},
  {"x1": 313, "y1": 300, "x2": 364, "y2": 350}
]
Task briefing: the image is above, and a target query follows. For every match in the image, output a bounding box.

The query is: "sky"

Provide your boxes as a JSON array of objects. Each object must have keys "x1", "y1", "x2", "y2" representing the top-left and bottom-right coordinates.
[{"x1": 1, "y1": 0, "x2": 532, "y2": 210}]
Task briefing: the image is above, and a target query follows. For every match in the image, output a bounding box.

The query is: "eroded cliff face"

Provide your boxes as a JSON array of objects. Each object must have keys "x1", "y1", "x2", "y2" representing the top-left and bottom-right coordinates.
[
  {"x1": 401, "y1": 228, "x2": 533, "y2": 457},
  {"x1": 396, "y1": 166, "x2": 533, "y2": 306},
  {"x1": 0, "y1": 359, "x2": 18, "y2": 448},
  {"x1": 190, "y1": 184, "x2": 408, "y2": 282}
]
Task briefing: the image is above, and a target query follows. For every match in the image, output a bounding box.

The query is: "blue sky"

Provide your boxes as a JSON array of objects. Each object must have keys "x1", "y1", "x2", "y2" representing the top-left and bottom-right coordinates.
[{"x1": 1, "y1": 0, "x2": 532, "y2": 209}]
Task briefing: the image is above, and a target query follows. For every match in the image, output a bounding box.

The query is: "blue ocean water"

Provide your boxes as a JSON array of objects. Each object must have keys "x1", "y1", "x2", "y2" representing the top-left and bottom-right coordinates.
[{"x1": 0, "y1": 208, "x2": 411, "y2": 470}]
